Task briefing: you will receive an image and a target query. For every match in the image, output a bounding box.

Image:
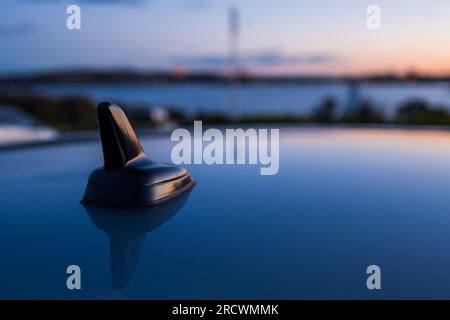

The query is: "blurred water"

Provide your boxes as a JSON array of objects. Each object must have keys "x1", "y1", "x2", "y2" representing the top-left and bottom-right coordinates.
[{"x1": 35, "y1": 82, "x2": 450, "y2": 117}]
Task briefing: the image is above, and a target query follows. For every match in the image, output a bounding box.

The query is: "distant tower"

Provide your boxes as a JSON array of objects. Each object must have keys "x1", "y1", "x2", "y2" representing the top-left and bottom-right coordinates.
[
  {"x1": 346, "y1": 80, "x2": 361, "y2": 116},
  {"x1": 228, "y1": 6, "x2": 240, "y2": 120}
]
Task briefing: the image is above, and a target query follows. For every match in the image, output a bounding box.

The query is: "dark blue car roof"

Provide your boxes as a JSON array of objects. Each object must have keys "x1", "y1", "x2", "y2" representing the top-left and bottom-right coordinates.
[{"x1": 1, "y1": 127, "x2": 450, "y2": 299}]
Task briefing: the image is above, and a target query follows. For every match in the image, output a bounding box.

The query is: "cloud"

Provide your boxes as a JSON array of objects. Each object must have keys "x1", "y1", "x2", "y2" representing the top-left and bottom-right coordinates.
[
  {"x1": 21, "y1": 0, "x2": 210, "y2": 8},
  {"x1": 20, "y1": 0, "x2": 147, "y2": 5},
  {"x1": 179, "y1": 0, "x2": 211, "y2": 10},
  {"x1": 75, "y1": 0, "x2": 145, "y2": 4},
  {"x1": 0, "y1": 22, "x2": 35, "y2": 36},
  {"x1": 170, "y1": 50, "x2": 340, "y2": 68}
]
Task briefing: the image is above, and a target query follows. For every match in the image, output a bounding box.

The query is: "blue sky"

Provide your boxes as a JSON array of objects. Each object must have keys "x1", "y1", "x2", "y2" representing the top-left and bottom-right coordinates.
[{"x1": 2, "y1": 0, "x2": 450, "y2": 75}]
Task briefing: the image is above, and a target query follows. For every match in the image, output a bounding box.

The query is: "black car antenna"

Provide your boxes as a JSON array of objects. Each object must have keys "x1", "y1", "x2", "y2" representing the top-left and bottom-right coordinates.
[
  {"x1": 97, "y1": 102, "x2": 145, "y2": 170},
  {"x1": 81, "y1": 102, "x2": 195, "y2": 208}
]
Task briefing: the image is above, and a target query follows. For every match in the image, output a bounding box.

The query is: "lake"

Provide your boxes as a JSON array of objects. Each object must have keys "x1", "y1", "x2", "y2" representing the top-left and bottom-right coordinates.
[{"x1": 34, "y1": 82, "x2": 450, "y2": 118}]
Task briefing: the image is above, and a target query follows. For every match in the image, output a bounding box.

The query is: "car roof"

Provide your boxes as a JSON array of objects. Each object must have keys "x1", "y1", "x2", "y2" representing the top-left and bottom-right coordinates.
[{"x1": 1, "y1": 126, "x2": 450, "y2": 299}]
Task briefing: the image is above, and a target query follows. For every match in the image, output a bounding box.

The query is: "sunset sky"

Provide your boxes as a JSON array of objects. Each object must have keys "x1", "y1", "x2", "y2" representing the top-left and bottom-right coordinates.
[{"x1": 2, "y1": 0, "x2": 450, "y2": 75}]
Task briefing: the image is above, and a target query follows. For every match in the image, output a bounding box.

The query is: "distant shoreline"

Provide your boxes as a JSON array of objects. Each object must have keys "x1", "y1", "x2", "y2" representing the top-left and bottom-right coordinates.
[{"x1": 1, "y1": 69, "x2": 449, "y2": 85}]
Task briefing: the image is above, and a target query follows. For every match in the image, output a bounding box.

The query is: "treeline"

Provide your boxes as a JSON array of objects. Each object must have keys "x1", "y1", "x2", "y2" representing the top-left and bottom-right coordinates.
[
  {"x1": 308, "y1": 97, "x2": 450, "y2": 125},
  {"x1": 0, "y1": 93, "x2": 96, "y2": 131},
  {"x1": 2, "y1": 92, "x2": 450, "y2": 132},
  {"x1": 201, "y1": 98, "x2": 450, "y2": 126}
]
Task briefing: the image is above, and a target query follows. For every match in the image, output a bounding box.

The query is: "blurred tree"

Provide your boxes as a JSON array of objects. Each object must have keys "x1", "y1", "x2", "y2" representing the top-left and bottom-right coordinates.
[
  {"x1": 0, "y1": 93, "x2": 96, "y2": 131},
  {"x1": 341, "y1": 100, "x2": 385, "y2": 124},
  {"x1": 395, "y1": 100, "x2": 450, "y2": 125},
  {"x1": 311, "y1": 97, "x2": 337, "y2": 123}
]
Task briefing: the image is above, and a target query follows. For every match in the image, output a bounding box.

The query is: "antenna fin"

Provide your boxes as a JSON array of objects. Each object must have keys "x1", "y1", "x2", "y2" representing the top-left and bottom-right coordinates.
[{"x1": 97, "y1": 102, "x2": 144, "y2": 169}]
